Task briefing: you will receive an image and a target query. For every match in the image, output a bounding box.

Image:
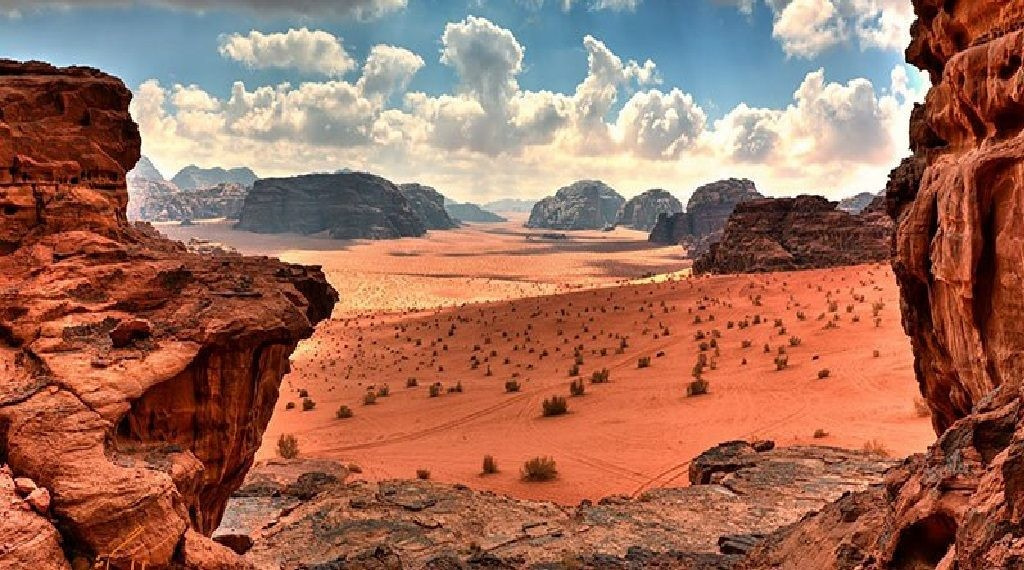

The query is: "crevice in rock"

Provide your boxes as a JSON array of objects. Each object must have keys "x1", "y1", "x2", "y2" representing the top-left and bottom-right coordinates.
[{"x1": 890, "y1": 513, "x2": 957, "y2": 569}]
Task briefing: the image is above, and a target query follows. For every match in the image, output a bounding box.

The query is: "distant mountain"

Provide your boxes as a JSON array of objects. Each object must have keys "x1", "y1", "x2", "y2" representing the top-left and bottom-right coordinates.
[
  {"x1": 398, "y1": 183, "x2": 458, "y2": 230},
  {"x1": 127, "y1": 155, "x2": 165, "y2": 182},
  {"x1": 171, "y1": 164, "x2": 258, "y2": 190},
  {"x1": 617, "y1": 189, "x2": 682, "y2": 231},
  {"x1": 483, "y1": 198, "x2": 536, "y2": 213},
  {"x1": 837, "y1": 191, "x2": 880, "y2": 214},
  {"x1": 526, "y1": 180, "x2": 624, "y2": 230},
  {"x1": 445, "y1": 200, "x2": 507, "y2": 223}
]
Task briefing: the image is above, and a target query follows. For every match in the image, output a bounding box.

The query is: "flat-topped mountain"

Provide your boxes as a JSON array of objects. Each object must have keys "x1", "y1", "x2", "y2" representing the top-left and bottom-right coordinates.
[
  {"x1": 617, "y1": 188, "x2": 683, "y2": 231},
  {"x1": 526, "y1": 180, "x2": 625, "y2": 230},
  {"x1": 445, "y1": 200, "x2": 507, "y2": 223},
  {"x1": 172, "y1": 164, "x2": 258, "y2": 190},
  {"x1": 236, "y1": 172, "x2": 426, "y2": 239},
  {"x1": 483, "y1": 198, "x2": 536, "y2": 213}
]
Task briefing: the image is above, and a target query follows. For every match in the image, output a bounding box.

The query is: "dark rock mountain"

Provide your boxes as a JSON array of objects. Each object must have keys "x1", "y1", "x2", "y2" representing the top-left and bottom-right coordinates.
[
  {"x1": 692, "y1": 195, "x2": 891, "y2": 274},
  {"x1": 483, "y1": 198, "x2": 536, "y2": 213},
  {"x1": 398, "y1": 183, "x2": 458, "y2": 230},
  {"x1": 617, "y1": 188, "x2": 683, "y2": 231},
  {"x1": 836, "y1": 191, "x2": 878, "y2": 214},
  {"x1": 128, "y1": 180, "x2": 249, "y2": 221},
  {"x1": 445, "y1": 200, "x2": 507, "y2": 223},
  {"x1": 526, "y1": 180, "x2": 625, "y2": 230},
  {"x1": 648, "y1": 178, "x2": 763, "y2": 254},
  {"x1": 236, "y1": 172, "x2": 426, "y2": 239},
  {"x1": 172, "y1": 164, "x2": 258, "y2": 190}
]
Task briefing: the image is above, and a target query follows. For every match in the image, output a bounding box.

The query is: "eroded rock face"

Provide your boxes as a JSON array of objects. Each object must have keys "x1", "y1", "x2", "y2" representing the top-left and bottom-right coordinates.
[
  {"x1": 648, "y1": 179, "x2": 763, "y2": 254},
  {"x1": 171, "y1": 164, "x2": 257, "y2": 191},
  {"x1": 526, "y1": 180, "x2": 625, "y2": 230},
  {"x1": 0, "y1": 59, "x2": 336, "y2": 568},
  {"x1": 236, "y1": 172, "x2": 426, "y2": 239},
  {"x1": 740, "y1": 2, "x2": 1024, "y2": 567},
  {"x1": 397, "y1": 183, "x2": 457, "y2": 230},
  {"x1": 617, "y1": 189, "x2": 683, "y2": 231},
  {"x1": 837, "y1": 191, "x2": 879, "y2": 214},
  {"x1": 693, "y1": 195, "x2": 892, "y2": 274},
  {"x1": 445, "y1": 200, "x2": 507, "y2": 223},
  {"x1": 128, "y1": 178, "x2": 249, "y2": 222}
]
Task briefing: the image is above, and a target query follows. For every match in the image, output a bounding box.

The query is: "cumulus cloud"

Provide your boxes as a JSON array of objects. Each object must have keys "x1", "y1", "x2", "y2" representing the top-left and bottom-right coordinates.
[
  {"x1": 0, "y1": 0, "x2": 407, "y2": 20},
  {"x1": 356, "y1": 45, "x2": 425, "y2": 103},
  {"x1": 517, "y1": 0, "x2": 641, "y2": 12},
  {"x1": 218, "y1": 28, "x2": 356, "y2": 77}
]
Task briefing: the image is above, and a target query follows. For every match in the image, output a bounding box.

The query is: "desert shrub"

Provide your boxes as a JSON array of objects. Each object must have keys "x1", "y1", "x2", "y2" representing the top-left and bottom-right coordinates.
[
  {"x1": 406, "y1": 377, "x2": 418, "y2": 388},
  {"x1": 521, "y1": 456, "x2": 558, "y2": 482},
  {"x1": 741, "y1": 339, "x2": 752, "y2": 349},
  {"x1": 277, "y1": 434, "x2": 299, "y2": 459},
  {"x1": 482, "y1": 455, "x2": 499, "y2": 475},
  {"x1": 449, "y1": 381, "x2": 464, "y2": 393},
  {"x1": 774, "y1": 355, "x2": 789, "y2": 371},
  {"x1": 285, "y1": 401, "x2": 296, "y2": 410},
  {"x1": 542, "y1": 396, "x2": 568, "y2": 416},
  {"x1": 692, "y1": 362, "x2": 704, "y2": 379},
  {"x1": 505, "y1": 380, "x2": 521, "y2": 393},
  {"x1": 637, "y1": 356, "x2": 652, "y2": 369},
  {"x1": 873, "y1": 349, "x2": 881, "y2": 358},
  {"x1": 687, "y1": 378, "x2": 709, "y2": 397},
  {"x1": 336, "y1": 405, "x2": 354, "y2": 419},
  {"x1": 298, "y1": 388, "x2": 309, "y2": 398},
  {"x1": 302, "y1": 398, "x2": 316, "y2": 411},
  {"x1": 913, "y1": 397, "x2": 930, "y2": 418},
  {"x1": 416, "y1": 469, "x2": 431, "y2": 480},
  {"x1": 818, "y1": 369, "x2": 830, "y2": 379},
  {"x1": 789, "y1": 336, "x2": 802, "y2": 347},
  {"x1": 570, "y1": 379, "x2": 586, "y2": 396},
  {"x1": 363, "y1": 392, "x2": 377, "y2": 406},
  {"x1": 377, "y1": 384, "x2": 390, "y2": 398},
  {"x1": 429, "y1": 383, "x2": 442, "y2": 397},
  {"x1": 568, "y1": 364, "x2": 580, "y2": 377},
  {"x1": 813, "y1": 429, "x2": 829, "y2": 439},
  {"x1": 862, "y1": 439, "x2": 891, "y2": 457},
  {"x1": 763, "y1": 343, "x2": 771, "y2": 353},
  {"x1": 590, "y1": 368, "x2": 610, "y2": 384}
]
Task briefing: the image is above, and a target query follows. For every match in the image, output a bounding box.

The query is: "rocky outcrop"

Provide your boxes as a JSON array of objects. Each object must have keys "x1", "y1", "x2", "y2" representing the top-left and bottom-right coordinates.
[
  {"x1": 127, "y1": 155, "x2": 165, "y2": 182},
  {"x1": 740, "y1": 2, "x2": 1024, "y2": 567},
  {"x1": 0, "y1": 59, "x2": 336, "y2": 568},
  {"x1": 445, "y1": 200, "x2": 507, "y2": 223},
  {"x1": 398, "y1": 183, "x2": 457, "y2": 230},
  {"x1": 236, "y1": 172, "x2": 426, "y2": 239},
  {"x1": 693, "y1": 195, "x2": 892, "y2": 274},
  {"x1": 648, "y1": 179, "x2": 763, "y2": 254},
  {"x1": 837, "y1": 191, "x2": 879, "y2": 214},
  {"x1": 128, "y1": 179, "x2": 249, "y2": 222},
  {"x1": 172, "y1": 164, "x2": 257, "y2": 190},
  {"x1": 526, "y1": 180, "x2": 624, "y2": 230},
  {"x1": 225, "y1": 444, "x2": 891, "y2": 569},
  {"x1": 617, "y1": 188, "x2": 683, "y2": 231}
]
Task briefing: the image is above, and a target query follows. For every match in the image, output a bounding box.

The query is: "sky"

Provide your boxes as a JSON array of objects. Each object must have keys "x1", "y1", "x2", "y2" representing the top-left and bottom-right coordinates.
[{"x1": 0, "y1": 0, "x2": 927, "y2": 203}]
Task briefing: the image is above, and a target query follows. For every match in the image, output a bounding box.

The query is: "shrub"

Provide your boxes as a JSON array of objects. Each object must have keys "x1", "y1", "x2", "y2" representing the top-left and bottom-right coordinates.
[
  {"x1": 482, "y1": 455, "x2": 499, "y2": 475},
  {"x1": 363, "y1": 392, "x2": 377, "y2": 406},
  {"x1": 686, "y1": 378, "x2": 709, "y2": 397},
  {"x1": 813, "y1": 428, "x2": 829, "y2": 439},
  {"x1": 862, "y1": 439, "x2": 891, "y2": 457},
  {"x1": 637, "y1": 356, "x2": 652, "y2": 369},
  {"x1": 450, "y1": 381, "x2": 464, "y2": 393},
  {"x1": 873, "y1": 349, "x2": 881, "y2": 358},
  {"x1": 570, "y1": 379, "x2": 585, "y2": 397},
  {"x1": 741, "y1": 339, "x2": 752, "y2": 349},
  {"x1": 789, "y1": 336, "x2": 802, "y2": 347},
  {"x1": 406, "y1": 377, "x2": 418, "y2": 388},
  {"x1": 568, "y1": 364, "x2": 580, "y2": 377},
  {"x1": 774, "y1": 355, "x2": 789, "y2": 371},
  {"x1": 298, "y1": 389, "x2": 309, "y2": 398},
  {"x1": 521, "y1": 456, "x2": 558, "y2": 481},
  {"x1": 505, "y1": 380, "x2": 521, "y2": 393},
  {"x1": 285, "y1": 401, "x2": 296, "y2": 410},
  {"x1": 376, "y1": 384, "x2": 390, "y2": 398},
  {"x1": 302, "y1": 398, "x2": 316, "y2": 411},
  {"x1": 336, "y1": 405, "x2": 354, "y2": 419},
  {"x1": 542, "y1": 396, "x2": 568, "y2": 416},
  {"x1": 590, "y1": 368, "x2": 610, "y2": 384},
  {"x1": 817, "y1": 369, "x2": 830, "y2": 379},
  {"x1": 277, "y1": 434, "x2": 299, "y2": 459},
  {"x1": 416, "y1": 469, "x2": 431, "y2": 480},
  {"x1": 429, "y1": 383, "x2": 442, "y2": 398}
]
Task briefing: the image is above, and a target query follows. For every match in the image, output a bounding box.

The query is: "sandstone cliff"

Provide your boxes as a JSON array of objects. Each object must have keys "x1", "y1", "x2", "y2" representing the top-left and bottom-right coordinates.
[
  {"x1": 648, "y1": 179, "x2": 763, "y2": 254},
  {"x1": 740, "y1": 1, "x2": 1024, "y2": 567},
  {"x1": 693, "y1": 195, "x2": 892, "y2": 274},
  {"x1": 236, "y1": 172, "x2": 426, "y2": 239},
  {"x1": 0, "y1": 59, "x2": 336, "y2": 569},
  {"x1": 526, "y1": 180, "x2": 625, "y2": 230},
  {"x1": 617, "y1": 188, "x2": 683, "y2": 231},
  {"x1": 398, "y1": 183, "x2": 458, "y2": 230}
]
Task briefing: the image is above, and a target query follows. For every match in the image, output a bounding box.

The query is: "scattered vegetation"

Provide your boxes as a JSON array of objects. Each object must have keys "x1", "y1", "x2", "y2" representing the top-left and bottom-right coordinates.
[
  {"x1": 687, "y1": 378, "x2": 709, "y2": 397},
  {"x1": 302, "y1": 398, "x2": 316, "y2": 411},
  {"x1": 542, "y1": 396, "x2": 568, "y2": 416},
  {"x1": 505, "y1": 379, "x2": 521, "y2": 393},
  {"x1": 521, "y1": 456, "x2": 558, "y2": 482},
  {"x1": 277, "y1": 434, "x2": 299, "y2": 459},
  {"x1": 336, "y1": 405, "x2": 353, "y2": 419},
  {"x1": 482, "y1": 455, "x2": 499, "y2": 475},
  {"x1": 416, "y1": 469, "x2": 431, "y2": 480},
  {"x1": 862, "y1": 439, "x2": 891, "y2": 457}
]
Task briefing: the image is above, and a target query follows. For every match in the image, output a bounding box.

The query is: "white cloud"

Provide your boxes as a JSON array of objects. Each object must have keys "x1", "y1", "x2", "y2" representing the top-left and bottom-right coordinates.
[
  {"x1": 218, "y1": 28, "x2": 356, "y2": 77},
  {"x1": 356, "y1": 45, "x2": 425, "y2": 104},
  {"x1": 517, "y1": 0, "x2": 641, "y2": 11},
  {"x1": 0, "y1": 0, "x2": 407, "y2": 20},
  {"x1": 615, "y1": 88, "x2": 706, "y2": 159}
]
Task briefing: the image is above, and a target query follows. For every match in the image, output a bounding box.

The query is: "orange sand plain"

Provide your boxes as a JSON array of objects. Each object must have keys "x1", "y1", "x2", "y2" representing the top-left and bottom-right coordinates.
[{"x1": 158, "y1": 218, "x2": 934, "y2": 504}]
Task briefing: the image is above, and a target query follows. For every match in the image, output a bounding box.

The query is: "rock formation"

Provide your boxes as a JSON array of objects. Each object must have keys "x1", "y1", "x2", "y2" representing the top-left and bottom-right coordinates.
[
  {"x1": 648, "y1": 179, "x2": 763, "y2": 254},
  {"x1": 128, "y1": 179, "x2": 249, "y2": 222},
  {"x1": 739, "y1": 2, "x2": 1024, "y2": 567},
  {"x1": 0, "y1": 59, "x2": 336, "y2": 568},
  {"x1": 223, "y1": 444, "x2": 891, "y2": 568},
  {"x1": 127, "y1": 155, "x2": 165, "y2": 182},
  {"x1": 397, "y1": 183, "x2": 458, "y2": 230},
  {"x1": 617, "y1": 188, "x2": 683, "y2": 231},
  {"x1": 837, "y1": 191, "x2": 879, "y2": 214},
  {"x1": 236, "y1": 172, "x2": 426, "y2": 239},
  {"x1": 483, "y1": 198, "x2": 536, "y2": 213},
  {"x1": 445, "y1": 200, "x2": 507, "y2": 223},
  {"x1": 172, "y1": 164, "x2": 258, "y2": 190},
  {"x1": 526, "y1": 180, "x2": 625, "y2": 230},
  {"x1": 693, "y1": 195, "x2": 893, "y2": 274}
]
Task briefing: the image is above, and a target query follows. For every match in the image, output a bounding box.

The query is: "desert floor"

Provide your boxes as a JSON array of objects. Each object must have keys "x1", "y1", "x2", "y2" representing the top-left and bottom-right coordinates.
[{"x1": 159, "y1": 218, "x2": 934, "y2": 504}]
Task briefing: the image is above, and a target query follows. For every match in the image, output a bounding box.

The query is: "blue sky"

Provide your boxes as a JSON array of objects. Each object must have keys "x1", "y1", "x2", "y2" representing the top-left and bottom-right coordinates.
[{"x1": 0, "y1": 0, "x2": 926, "y2": 202}]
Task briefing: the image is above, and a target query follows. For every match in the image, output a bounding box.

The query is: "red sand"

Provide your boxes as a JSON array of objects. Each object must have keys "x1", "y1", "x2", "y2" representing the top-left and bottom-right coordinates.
[{"x1": 159, "y1": 219, "x2": 933, "y2": 504}]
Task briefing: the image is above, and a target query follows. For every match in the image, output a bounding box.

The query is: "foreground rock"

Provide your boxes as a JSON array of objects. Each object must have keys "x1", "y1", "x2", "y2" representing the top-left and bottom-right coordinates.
[
  {"x1": 526, "y1": 180, "x2": 624, "y2": 230},
  {"x1": 0, "y1": 59, "x2": 336, "y2": 568},
  {"x1": 445, "y1": 200, "x2": 507, "y2": 223},
  {"x1": 398, "y1": 183, "x2": 458, "y2": 230},
  {"x1": 617, "y1": 188, "x2": 683, "y2": 231},
  {"x1": 172, "y1": 163, "x2": 258, "y2": 190},
  {"x1": 741, "y1": 2, "x2": 1024, "y2": 567},
  {"x1": 693, "y1": 195, "x2": 892, "y2": 274},
  {"x1": 648, "y1": 179, "x2": 762, "y2": 254},
  {"x1": 236, "y1": 172, "x2": 426, "y2": 239},
  {"x1": 224, "y1": 444, "x2": 892, "y2": 569}
]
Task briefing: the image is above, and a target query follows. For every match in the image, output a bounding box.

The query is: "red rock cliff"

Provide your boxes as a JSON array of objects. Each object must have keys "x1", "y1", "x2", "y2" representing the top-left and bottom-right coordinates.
[
  {"x1": 0, "y1": 60, "x2": 337, "y2": 569},
  {"x1": 741, "y1": 2, "x2": 1024, "y2": 567}
]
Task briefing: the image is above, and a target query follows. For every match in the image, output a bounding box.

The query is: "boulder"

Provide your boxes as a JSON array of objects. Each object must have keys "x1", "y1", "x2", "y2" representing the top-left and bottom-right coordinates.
[{"x1": 526, "y1": 180, "x2": 624, "y2": 230}]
